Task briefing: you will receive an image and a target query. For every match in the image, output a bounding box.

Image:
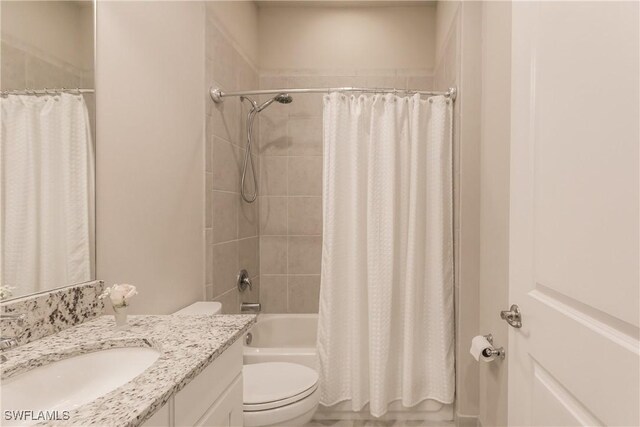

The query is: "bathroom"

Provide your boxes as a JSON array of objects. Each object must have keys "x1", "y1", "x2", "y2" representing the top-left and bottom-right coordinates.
[{"x1": 0, "y1": 0, "x2": 638, "y2": 426}]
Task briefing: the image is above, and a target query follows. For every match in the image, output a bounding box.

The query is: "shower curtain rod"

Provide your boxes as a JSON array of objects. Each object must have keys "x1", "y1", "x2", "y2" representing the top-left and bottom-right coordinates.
[
  {"x1": 210, "y1": 86, "x2": 457, "y2": 103},
  {"x1": 1, "y1": 88, "x2": 95, "y2": 96}
]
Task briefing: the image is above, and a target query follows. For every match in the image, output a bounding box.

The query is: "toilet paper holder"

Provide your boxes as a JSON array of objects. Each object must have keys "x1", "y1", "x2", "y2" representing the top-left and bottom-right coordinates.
[{"x1": 483, "y1": 334, "x2": 505, "y2": 360}]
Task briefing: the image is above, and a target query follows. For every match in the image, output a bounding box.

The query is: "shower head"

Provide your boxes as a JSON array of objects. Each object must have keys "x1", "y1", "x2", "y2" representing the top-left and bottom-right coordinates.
[
  {"x1": 255, "y1": 93, "x2": 293, "y2": 112},
  {"x1": 274, "y1": 93, "x2": 293, "y2": 104}
]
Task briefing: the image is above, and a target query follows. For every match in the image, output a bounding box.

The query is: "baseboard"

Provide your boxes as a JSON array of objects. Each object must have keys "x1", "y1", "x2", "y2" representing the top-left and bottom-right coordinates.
[
  {"x1": 314, "y1": 401, "x2": 453, "y2": 422},
  {"x1": 455, "y1": 412, "x2": 479, "y2": 427}
]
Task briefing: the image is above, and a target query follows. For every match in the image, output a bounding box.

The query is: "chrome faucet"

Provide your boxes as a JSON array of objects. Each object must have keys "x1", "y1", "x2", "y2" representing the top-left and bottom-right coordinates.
[
  {"x1": 241, "y1": 302, "x2": 261, "y2": 313},
  {"x1": 1, "y1": 313, "x2": 25, "y2": 362}
]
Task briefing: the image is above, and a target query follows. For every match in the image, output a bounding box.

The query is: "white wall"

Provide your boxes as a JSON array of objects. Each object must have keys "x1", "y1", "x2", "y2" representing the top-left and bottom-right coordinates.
[
  {"x1": 206, "y1": 1, "x2": 259, "y2": 67},
  {"x1": 435, "y1": 0, "x2": 459, "y2": 63},
  {"x1": 478, "y1": 2, "x2": 511, "y2": 426},
  {"x1": 434, "y1": 0, "x2": 482, "y2": 421},
  {"x1": 258, "y1": 5, "x2": 436, "y2": 72},
  {"x1": 457, "y1": 2, "x2": 482, "y2": 420},
  {"x1": 96, "y1": 1, "x2": 205, "y2": 314}
]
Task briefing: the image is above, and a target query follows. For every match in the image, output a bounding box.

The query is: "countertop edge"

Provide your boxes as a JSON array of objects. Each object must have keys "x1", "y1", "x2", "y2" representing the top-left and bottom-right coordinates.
[{"x1": 131, "y1": 316, "x2": 256, "y2": 427}]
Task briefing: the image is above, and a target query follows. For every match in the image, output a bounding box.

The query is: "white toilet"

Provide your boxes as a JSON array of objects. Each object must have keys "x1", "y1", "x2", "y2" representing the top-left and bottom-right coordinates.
[
  {"x1": 174, "y1": 302, "x2": 320, "y2": 427},
  {"x1": 243, "y1": 362, "x2": 319, "y2": 427}
]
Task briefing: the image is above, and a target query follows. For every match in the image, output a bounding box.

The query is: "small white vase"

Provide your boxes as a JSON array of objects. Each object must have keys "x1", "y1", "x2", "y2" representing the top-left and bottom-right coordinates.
[{"x1": 113, "y1": 305, "x2": 130, "y2": 331}]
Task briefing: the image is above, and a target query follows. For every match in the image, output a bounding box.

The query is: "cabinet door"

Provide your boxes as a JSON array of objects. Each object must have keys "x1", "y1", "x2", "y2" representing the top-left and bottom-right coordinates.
[
  {"x1": 174, "y1": 340, "x2": 243, "y2": 426},
  {"x1": 196, "y1": 374, "x2": 243, "y2": 427},
  {"x1": 142, "y1": 400, "x2": 172, "y2": 427}
]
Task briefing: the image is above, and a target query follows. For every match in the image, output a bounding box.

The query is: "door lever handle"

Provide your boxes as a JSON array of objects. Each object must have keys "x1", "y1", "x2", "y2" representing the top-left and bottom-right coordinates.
[{"x1": 500, "y1": 304, "x2": 522, "y2": 328}]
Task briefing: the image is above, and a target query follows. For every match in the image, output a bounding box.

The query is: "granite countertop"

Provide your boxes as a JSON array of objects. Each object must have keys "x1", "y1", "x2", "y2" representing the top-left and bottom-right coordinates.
[{"x1": 0, "y1": 314, "x2": 256, "y2": 426}]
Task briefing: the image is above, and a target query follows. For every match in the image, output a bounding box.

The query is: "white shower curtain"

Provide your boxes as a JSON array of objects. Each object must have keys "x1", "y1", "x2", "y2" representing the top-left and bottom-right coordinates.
[
  {"x1": 318, "y1": 93, "x2": 454, "y2": 417},
  {"x1": 1, "y1": 93, "x2": 94, "y2": 295}
]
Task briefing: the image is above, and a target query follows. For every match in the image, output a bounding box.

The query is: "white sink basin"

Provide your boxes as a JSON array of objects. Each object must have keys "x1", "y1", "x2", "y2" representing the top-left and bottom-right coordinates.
[{"x1": 1, "y1": 347, "x2": 160, "y2": 425}]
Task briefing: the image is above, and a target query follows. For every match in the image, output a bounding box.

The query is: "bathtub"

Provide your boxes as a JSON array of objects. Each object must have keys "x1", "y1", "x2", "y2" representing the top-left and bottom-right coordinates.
[
  {"x1": 243, "y1": 313, "x2": 318, "y2": 369},
  {"x1": 243, "y1": 313, "x2": 453, "y2": 421}
]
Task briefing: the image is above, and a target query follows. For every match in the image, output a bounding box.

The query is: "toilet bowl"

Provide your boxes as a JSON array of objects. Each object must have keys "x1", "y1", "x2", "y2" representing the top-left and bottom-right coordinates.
[{"x1": 243, "y1": 362, "x2": 320, "y2": 427}]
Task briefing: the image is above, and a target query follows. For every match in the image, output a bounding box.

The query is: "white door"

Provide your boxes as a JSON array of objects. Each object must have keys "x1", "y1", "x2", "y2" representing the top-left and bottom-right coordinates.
[{"x1": 508, "y1": 2, "x2": 639, "y2": 426}]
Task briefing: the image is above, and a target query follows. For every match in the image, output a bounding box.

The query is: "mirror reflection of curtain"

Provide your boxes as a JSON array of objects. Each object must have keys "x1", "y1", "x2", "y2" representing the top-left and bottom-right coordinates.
[{"x1": 1, "y1": 93, "x2": 94, "y2": 295}]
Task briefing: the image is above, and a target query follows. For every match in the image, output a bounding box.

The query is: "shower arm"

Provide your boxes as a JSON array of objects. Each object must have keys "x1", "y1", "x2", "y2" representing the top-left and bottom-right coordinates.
[{"x1": 211, "y1": 86, "x2": 457, "y2": 103}]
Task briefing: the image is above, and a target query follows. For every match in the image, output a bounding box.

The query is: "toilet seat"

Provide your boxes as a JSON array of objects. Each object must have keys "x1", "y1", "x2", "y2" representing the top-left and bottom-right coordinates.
[
  {"x1": 243, "y1": 362, "x2": 320, "y2": 427},
  {"x1": 243, "y1": 362, "x2": 319, "y2": 411}
]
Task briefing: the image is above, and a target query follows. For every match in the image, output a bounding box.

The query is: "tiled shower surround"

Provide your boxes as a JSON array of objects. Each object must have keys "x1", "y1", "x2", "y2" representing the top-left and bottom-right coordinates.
[
  {"x1": 205, "y1": 10, "x2": 433, "y2": 314},
  {"x1": 0, "y1": 39, "x2": 96, "y2": 147},
  {"x1": 257, "y1": 71, "x2": 433, "y2": 313},
  {"x1": 205, "y1": 8, "x2": 260, "y2": 313},
  {"x1": 0, "y1": 41, "x2": 91, "y2": 90}
]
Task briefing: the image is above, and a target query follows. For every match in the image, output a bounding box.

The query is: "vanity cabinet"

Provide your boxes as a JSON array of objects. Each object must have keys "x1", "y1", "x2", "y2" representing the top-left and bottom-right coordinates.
[
  {"x1": 143, "y1": 340, "x2": 244, "y2": 427},
  {"x1": 195, "y1": 376, "x2": 243, "y2": 427}
]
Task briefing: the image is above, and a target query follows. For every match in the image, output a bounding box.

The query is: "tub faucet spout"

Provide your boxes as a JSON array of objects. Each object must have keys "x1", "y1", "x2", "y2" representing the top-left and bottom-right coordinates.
[{"x1": 241, "y1": 302, "x2": 261, "y2": 313}]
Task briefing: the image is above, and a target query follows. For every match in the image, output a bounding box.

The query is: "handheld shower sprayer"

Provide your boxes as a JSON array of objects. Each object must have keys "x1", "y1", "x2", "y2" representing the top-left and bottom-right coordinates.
[{"x1": 240, "y1": 94, "x2": 293, "y2": 203}]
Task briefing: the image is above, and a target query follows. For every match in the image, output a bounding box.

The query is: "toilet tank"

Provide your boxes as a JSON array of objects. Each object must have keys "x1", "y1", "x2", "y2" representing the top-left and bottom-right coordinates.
[{"x1": 173, "y1": 301, "x2": 222, "y2": 315}]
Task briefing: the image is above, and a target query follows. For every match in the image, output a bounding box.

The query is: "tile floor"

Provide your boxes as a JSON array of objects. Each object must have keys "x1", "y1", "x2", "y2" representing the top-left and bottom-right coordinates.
[{"x1": 305, "y1": 420, "x2": 456, "y2": 427}]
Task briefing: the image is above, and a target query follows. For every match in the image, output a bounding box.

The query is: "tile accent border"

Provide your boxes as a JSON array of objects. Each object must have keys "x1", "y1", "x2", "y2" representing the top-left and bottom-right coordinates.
[{"x1": 0, "y1": 280, "x2": 105, "y2": 346}]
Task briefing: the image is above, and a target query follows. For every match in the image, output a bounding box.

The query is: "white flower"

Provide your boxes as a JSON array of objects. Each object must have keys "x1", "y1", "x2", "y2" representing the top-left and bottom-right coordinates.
[{"x1": 99, "y1": 283, "x2": 138, "y2": 308}]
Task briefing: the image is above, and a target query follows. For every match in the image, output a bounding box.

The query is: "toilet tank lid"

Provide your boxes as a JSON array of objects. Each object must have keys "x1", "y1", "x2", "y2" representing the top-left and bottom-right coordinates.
[{"x1": 173, "y1": 301, "x2": 222, "y2": 315}]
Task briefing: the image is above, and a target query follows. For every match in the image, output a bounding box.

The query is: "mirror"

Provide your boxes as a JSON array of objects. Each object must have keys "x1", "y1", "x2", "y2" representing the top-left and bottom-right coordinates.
[{"x1": 1, "y1": 1, "x2": 96, "y2": 301}]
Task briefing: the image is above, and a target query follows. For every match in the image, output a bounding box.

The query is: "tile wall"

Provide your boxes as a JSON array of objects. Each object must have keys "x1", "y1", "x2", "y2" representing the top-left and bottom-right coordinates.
[
  {"x1": 1, "y1": 40, "x2": 95, "y2": 142},
  {"x1": 257, "y1": 70, "x2": 433, "y2": 313},
  {"x1": 0, "y1": 41, "x2": 91, "y2": 90},
  {"x1": 205, "y1": 10, "x2": 260, "y2": 313}
]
